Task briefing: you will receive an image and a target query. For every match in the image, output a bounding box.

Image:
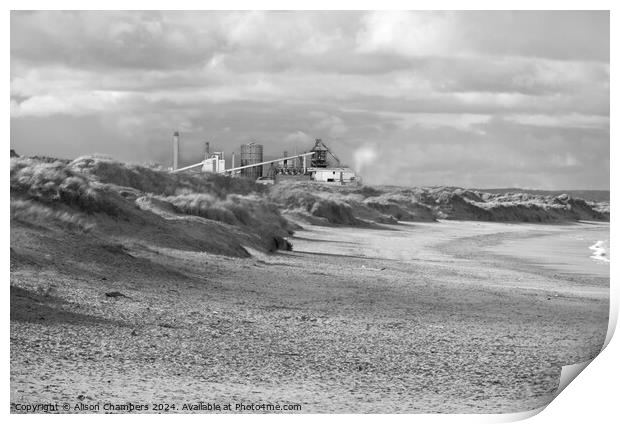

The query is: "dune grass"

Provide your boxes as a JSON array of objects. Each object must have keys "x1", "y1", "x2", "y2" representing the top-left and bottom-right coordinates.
[
  {"x1": 11, "y1": 156, "x2": 294, "y2": 253},
  {"x1": 11, "y1": 155, "x2": 608, "y2": 248},
  {"x1": 10, "y1": 199, "x2": 94, "y2": 232},
  {"x1": 11, "y1": 158, "x2": 118, "y2": 215}
]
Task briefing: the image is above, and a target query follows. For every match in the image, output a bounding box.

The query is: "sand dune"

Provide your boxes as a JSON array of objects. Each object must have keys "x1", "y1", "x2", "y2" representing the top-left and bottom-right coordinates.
[
  {"x1": 11, "y1": 156, "x2": 295, "y2": 256},
  {"x1": 269, "y1": 182, "x2": 608, "y2": 226}
]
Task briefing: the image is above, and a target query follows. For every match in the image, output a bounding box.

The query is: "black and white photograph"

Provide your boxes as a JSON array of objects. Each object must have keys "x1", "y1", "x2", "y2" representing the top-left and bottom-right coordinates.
[{"x1": 8, "y1": 7, "x2": 613, "y2": 417}]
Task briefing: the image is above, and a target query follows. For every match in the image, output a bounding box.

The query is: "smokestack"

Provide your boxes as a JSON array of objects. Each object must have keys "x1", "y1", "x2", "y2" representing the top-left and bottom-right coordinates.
[
  {"x1": 204, "y1": 141, "x2": 210, "y2": 160},
  {"x1": 231, "y1": 152, "x2": 235, "y2": 169},
  {"x1": 172, "y1": 131, "x2": 180, "y2": 170}
]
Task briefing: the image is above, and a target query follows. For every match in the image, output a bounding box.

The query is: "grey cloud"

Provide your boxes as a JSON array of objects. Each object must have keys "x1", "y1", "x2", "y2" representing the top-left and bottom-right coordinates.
[
  {"x1": 460, "y1": 11, "x2": 609, "y2": 62},
  {"x1": 10, "y1": 11, "x2": 610, "y2": 189},
  {"x1": 11, "y1": 11, "x2": 222, "y2": 70}
]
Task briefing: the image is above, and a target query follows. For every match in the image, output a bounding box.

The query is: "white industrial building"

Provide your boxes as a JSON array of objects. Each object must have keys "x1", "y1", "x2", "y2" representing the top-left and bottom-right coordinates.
[
  {"x1": 310, "y1": 167, "x2": 356, "y2": 184},
  {"x1": 201, "y1": 153, "x2": 226, "y2": 173}
]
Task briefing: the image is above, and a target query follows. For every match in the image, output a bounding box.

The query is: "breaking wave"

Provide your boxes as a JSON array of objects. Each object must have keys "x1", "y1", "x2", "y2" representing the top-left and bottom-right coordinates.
[{"x1": 589, "y1": 240, "x2": 610, "y2": 263}]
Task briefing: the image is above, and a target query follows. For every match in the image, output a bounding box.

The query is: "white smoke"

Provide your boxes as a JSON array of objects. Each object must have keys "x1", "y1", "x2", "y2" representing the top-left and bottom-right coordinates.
[{"x1": 353, "y1": 145, "x2": 378, "y2": 175}]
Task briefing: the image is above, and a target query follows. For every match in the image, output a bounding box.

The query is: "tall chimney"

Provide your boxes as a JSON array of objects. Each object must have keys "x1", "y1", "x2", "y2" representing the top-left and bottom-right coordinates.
[
  {"x1": 204, "y1": 141, "x2": 210, "y2": 160},
  {"x1": 231, "y1": 152, "x2": 235, "y2": 169},
  {"x1": 172, "y1": 131, "x2": 180, "y2": 170}
]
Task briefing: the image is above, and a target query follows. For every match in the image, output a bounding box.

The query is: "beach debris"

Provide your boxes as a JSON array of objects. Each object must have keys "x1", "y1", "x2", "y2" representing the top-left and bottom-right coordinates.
[
  {"x1": 361, "y1": 265, "x2": 387, "y2": 271},
  {"x1": 105, "y1": 291, "x2": 128, "y2": 298}
]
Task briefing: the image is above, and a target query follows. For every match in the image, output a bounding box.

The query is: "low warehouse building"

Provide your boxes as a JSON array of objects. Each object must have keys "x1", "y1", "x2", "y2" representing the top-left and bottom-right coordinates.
[{"x1": 311, "y1": 167, "x2": 357, "y2": 184}]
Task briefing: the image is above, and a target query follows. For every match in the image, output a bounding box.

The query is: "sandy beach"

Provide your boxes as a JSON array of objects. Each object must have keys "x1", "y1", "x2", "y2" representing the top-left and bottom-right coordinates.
[{"x1": 10, "y1": 219, "x2": 609, "y2": 413}]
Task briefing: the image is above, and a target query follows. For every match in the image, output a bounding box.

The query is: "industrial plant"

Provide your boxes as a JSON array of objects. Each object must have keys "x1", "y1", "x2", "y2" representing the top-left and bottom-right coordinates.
[{"x1": 171, "y1": 133, "x2": 358, "y2": 185}]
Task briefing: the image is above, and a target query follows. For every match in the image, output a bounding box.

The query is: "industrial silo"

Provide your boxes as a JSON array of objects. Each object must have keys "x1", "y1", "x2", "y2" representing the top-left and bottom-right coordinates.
[{"x1": 240, "y1": 142, "x2": 263, "y2": 179}]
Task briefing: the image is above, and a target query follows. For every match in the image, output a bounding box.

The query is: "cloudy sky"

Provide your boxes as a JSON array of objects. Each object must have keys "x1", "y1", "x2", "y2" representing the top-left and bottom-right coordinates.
[{"x1": 10, "y1": 11, "x2": 609, "y2": 189}]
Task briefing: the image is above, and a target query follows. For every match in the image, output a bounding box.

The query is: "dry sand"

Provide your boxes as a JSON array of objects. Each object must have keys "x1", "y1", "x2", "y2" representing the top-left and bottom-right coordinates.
[{"x1": 10, "y1": 220, "x2": 609, "y2": 413}]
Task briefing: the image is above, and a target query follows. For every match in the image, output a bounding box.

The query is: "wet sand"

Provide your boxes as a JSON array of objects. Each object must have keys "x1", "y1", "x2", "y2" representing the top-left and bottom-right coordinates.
[{"x1": 10, "y1": 220, "x2": 609, "y2": 413}]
